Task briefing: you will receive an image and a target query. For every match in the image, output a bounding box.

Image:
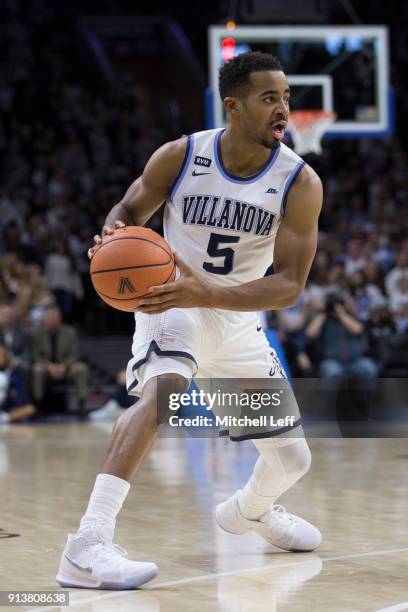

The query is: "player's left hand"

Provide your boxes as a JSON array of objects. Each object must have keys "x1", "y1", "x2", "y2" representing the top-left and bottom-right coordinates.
[{"x1": 138, "y1": 253, "x2": 213, "y2": 313}]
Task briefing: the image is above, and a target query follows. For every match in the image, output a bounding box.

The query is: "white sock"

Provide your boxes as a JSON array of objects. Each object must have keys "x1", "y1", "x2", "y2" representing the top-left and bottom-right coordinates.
[{"x1": 79, "y1": 473, "x2": 130, "y2": 539}]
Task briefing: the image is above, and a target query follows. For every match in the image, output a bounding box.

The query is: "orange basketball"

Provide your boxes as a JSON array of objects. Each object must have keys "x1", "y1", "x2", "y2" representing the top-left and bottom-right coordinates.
[{"x1": 90, "y1": 226, "x2": 175, "y2": 312}]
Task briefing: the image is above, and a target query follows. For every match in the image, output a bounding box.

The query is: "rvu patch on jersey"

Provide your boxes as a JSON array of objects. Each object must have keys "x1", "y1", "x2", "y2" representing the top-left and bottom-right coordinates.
[{"x1": 194, "y1": 155, "x2": 212, "y2": 168}]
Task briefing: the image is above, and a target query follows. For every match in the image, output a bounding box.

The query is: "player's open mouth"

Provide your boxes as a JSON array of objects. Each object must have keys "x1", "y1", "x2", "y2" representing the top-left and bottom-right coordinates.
[{"x1": 270, "y1": 121, "x2": 287, "y2": 140}]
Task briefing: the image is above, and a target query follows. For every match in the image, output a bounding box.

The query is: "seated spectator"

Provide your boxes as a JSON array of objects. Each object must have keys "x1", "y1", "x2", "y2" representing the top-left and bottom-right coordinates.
[
  {"x1": 0, "y1": 303, "x2": 30, "y2": 368},
  {"x1": 26, "y1": 276, "x2": 56, "y2": 327},
  {"x1": 347, "y1": 270, "x2": 384, "y2": 321},
  {"x1": 0, "y1": 344, "x2": 35, "y2": 424},
  {"x1": 31, "y1": 305, "x2": 88, "y2": 415},
  {"x1": 343, "y1": 239, "x2": 367, "y2": 277},
  {"x1": 44, "y1": 241, "x2": 83, "y2": 322},
  {"x1": 385, "y1": 250, "x2": 408, "y2": 304},
  {"x1": 365, "y1": 260, "x2": 385, "y2": 292},
  {"x1": 389, "y1": 277, "x2": 408, "y2": 314},
  {"x1": 305, "y1": 293, "x2": 378, "y2": 378},
  {"x1": 326, "y1": 263, "x2": 347, "y2": 294},
  {"x1": 305, "y1": 252, "x2": 330, "y2": 302},
  {"x1": 393, "y1": 304, "x2": 408, "y2": 335},
  {"x1": 90, "y1": 369, "x2": 134, "y2": 421},
  {"x1": 365, "y1": 298, "x2": 397, "y2": 374}
]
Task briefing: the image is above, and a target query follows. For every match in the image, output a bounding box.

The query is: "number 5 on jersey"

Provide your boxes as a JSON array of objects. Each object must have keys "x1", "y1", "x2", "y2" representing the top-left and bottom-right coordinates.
[{"x1": 203, "y1": 233, "x2": 240, "y2": 275}]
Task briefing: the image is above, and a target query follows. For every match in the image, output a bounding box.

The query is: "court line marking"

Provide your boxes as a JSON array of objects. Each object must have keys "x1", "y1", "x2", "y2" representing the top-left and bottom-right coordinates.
[
  {"x1": 373, "y1": 603, "x2": 408, "y2": 612},
  {"x1": 27, "y1": 546, "x2": 408, "y2": 611}
]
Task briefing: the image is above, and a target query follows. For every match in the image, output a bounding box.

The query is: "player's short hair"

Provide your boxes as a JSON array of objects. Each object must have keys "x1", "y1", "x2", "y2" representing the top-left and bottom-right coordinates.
[{"x1": 218, "y1": 51, "x2": 283, "y2": 101}]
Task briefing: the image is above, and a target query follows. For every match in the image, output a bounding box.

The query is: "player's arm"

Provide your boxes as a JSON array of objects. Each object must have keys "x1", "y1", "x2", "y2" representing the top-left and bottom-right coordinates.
[
  {"x1": 210, "y1": 165, "x2": 323, "y2": 310},
  {"x1": 139, "y1": 165, "x2": 322, "y2": 313},
  {"x1": 88, "y1": 137, "x2": 187, "y2": 258}
]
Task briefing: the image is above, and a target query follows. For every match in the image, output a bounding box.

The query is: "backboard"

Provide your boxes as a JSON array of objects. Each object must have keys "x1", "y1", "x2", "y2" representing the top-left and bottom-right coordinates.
[{"x1": 208, "y1": 26, "x2": 393, "y2": 139}]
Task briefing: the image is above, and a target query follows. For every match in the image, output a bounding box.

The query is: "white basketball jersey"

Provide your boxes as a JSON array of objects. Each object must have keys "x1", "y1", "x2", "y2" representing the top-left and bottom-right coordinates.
[{"x1": 163, "y1": 128, "x2": 305, "y2": 287}]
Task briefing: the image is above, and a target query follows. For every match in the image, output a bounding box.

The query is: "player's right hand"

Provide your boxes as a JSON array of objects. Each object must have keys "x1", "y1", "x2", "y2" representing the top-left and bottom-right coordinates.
[{"x1": 88, "y1": 220, "x2": 125, "y2": 259}]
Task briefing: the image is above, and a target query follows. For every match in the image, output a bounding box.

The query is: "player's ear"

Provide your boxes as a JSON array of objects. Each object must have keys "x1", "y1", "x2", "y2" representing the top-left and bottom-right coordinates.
[{"x1": 223, "y1": 96, "x2": 240, "y2": 115}]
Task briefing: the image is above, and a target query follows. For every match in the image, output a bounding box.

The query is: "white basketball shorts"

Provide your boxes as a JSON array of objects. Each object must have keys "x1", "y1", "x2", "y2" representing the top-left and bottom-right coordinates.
[{"x1": 126, "y1": 308, "x2": 302, "y2": 441}]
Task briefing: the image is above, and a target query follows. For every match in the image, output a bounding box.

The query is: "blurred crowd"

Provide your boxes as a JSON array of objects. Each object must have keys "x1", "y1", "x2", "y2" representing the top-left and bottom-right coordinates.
[
  {"x1": 276, "y1": 138, "x2": 408, "y2": 377},
  {"x1": 0, "y1": 0, "x2": 407, "y2": 406},
  {"x1": 0, "y1": 0, "x2": 166, "y2": 331}
]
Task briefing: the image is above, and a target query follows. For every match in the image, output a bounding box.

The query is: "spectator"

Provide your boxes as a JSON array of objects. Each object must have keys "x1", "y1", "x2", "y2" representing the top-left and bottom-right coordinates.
[
  {"x1": 385, "y1": 250, "x2": 408, "y2": 306},
  {"x1": 343, "y1": 239, "x2": 367, "y2": 277},
  {"x1": 304, "y1": 252, "x2": 330, "y2": 302},
  {"x1": 31, "y1": 305, "x2": 88, "y2": 415},
  {"x1": 389, "y1": 276, "x2": 408, "y2": 314},
  {"x1": 26, "y1": 276, "x2": 55, "y2": 327},
  {"x1": 0, "y1": 303, "x2": 30, "y2": 368},
  {"x1": 0, "y1": 343, "x2": 35, "y2": 424},
  {"x1": 365, "y1": 299, "x2": 397, "y2": 374},
  {"x1": 305, "y1": 293, "x2": 378, "y2": 378},
  {"x1": 393, "y1": 304, "x2": 408, "y2": 335},
  {"x1": 44, "y1": 241, "x2": 83, "y2": 322},
  {"x1": 347, "y1": 270, "x2": 384, "y2": 321},
  {"x1": 365, "y1": 260, "x2": 385, "y2": 292}
]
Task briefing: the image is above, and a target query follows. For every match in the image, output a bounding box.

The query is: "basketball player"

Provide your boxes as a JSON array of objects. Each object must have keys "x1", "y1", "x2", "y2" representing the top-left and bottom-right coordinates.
[{"x1": 57, "y1": 52, "x2": 323, "y2": 589}]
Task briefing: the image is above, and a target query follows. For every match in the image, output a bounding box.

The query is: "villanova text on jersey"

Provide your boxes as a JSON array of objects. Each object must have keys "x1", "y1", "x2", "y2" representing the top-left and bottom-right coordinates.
[
  {"x1": 164, "y1": 128, "x2": 305, "y2": 286},
  {"x1": 182, "y1": 194, "x2": 275, "y2": 236}
]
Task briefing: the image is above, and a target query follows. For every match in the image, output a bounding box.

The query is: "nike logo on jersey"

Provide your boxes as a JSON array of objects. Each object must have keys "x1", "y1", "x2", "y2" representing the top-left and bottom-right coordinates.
[
  {"x1": 257, "y1": 326, "x2": 262, "y2": 332},
  {"x1": 192, "y1": 170, "x2": 211, "y2": 176},
  {"x1": 266, "y1": 187, "x2": 278, "y2": 194}
]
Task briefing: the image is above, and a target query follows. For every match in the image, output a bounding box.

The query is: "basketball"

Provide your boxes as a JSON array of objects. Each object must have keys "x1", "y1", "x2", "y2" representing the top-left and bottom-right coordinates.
[{"x1": 90, "y1": 226, "x2": 176, "y2": 312}]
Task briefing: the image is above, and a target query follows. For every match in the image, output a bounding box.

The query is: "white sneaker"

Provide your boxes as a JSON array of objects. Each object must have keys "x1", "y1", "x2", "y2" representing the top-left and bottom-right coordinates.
[
  {"x1": 215, "y1": 490, "x2": 321, "y2": 552},
  {"x1": 89, "y1": 400, "x2": 123, "y2": 422},
  {"x1": 56, "y1": 521, "x2": 158, "y2": 589}
]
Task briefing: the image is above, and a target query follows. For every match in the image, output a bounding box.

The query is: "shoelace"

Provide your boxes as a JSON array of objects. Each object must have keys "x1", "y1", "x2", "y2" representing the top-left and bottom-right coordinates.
[
  {"x1": 268, "y1": 504, "x2": 294, "y2": 529},
  {"x1": 89, "y1": 521, "x2": 129, "y2": 564},
  {"x1": 96, "y1": 542, "x2": 129, "y2": 565}
]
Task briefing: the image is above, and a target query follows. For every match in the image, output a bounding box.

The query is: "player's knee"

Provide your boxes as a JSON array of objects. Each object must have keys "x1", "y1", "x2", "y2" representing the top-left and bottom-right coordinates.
[
  {"x1": 141, "y1": 373, "x2": 189, "y2": 402},
  {"x1": 256, "y1": 437, "x2": 311, "y2": 481},
  {"x1": 147, "y1": 373, "x2": 189, "y2": 423},
  {"x1": 157, "y1": 373, "x2": 189, "y2": 394},
  {"x1": 115, "y1": 374, "x2": 189, "y2": 433}
]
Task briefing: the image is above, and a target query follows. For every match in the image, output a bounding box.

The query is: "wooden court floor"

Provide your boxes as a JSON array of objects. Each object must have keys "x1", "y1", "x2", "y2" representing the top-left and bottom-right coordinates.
[{"x1": 1, "y1": 423, "x2": 408, "y2": 612}]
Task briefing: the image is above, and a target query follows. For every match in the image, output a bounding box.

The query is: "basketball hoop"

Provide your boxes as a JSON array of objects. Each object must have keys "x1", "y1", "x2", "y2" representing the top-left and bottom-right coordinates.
[{"x1": 288, "y1": 110, "x2": 336, "y2": 156}]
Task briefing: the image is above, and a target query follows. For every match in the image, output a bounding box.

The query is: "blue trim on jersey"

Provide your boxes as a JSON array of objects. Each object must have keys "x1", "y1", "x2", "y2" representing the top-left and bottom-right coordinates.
[
  {"x1": 170, "y1": 134, "x2": 194, "y2": 201},
  {"x1": 127, "y1": 340, "x2": 197, "y2": 394},
  {"x1": 279, "y1": 160, "x2": 305, "y2": 217},
  {"x1": 214, "y1": 129, "x2": 280, "y2": 184}
]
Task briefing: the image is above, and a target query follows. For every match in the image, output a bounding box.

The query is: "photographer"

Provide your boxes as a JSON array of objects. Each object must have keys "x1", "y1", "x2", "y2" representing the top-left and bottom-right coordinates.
[
  {"x1": 305, "y1": 293, "x2": 378, "y2": 378},
  {"x1": 0, "y1": 343, "x2": 35, "y2": 424}
]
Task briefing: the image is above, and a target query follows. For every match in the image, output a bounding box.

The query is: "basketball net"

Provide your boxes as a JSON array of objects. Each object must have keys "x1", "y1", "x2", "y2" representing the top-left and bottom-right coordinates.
[{"x1": 288, "y1": 110, "x2": 336, "y2": 155}]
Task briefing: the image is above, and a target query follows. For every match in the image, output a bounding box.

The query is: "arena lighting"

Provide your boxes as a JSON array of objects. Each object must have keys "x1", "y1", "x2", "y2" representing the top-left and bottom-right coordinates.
[{"x1": 221, "y1": 36, "x2": 236, "y2": 61}]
